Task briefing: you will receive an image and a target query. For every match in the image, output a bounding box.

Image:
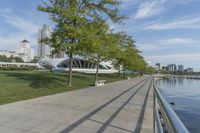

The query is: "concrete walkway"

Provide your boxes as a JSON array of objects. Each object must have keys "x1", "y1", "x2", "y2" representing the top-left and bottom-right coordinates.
[{"x1": 0, "y1": 76, "x2": 153, "y2": 133}]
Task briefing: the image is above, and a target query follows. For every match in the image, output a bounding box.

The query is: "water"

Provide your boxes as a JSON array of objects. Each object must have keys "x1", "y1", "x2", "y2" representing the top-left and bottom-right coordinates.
[{"x1": 157, "y1": 78, "x2": 200, "y2": 133}]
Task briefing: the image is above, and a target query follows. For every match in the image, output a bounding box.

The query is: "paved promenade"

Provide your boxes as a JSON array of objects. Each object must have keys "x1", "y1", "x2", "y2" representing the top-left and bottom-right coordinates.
[{"x1": 0, "y1": 76, "x2": 153, "y2": 133}]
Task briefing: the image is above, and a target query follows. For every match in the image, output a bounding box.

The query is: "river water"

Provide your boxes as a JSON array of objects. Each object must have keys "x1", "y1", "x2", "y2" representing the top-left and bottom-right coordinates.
[{"x1": 157, "y1": 78, "x2": 200, "y2": 133}]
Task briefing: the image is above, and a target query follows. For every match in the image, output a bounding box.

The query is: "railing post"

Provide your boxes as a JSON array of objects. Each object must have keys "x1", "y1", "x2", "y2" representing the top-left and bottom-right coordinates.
[{"x1": 153, "y1": 81, "x2": 156, "y2": 133}]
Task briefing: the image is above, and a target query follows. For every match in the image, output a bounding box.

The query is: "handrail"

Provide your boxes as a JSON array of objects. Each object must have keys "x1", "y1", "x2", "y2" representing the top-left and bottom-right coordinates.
[{"x1": 153, "y1": 78, "x2": 190, "y2": 133}]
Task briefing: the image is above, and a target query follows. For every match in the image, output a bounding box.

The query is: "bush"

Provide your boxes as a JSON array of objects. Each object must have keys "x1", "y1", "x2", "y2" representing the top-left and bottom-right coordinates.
[{"x1": 0, "y1": 66, "x2": 38, "y2": 71}]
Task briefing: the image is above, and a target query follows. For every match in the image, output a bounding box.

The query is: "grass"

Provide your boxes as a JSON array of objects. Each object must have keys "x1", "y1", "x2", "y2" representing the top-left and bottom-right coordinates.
[{"x1": 0, "y1": 71, "x2": 124, "y2": 105}]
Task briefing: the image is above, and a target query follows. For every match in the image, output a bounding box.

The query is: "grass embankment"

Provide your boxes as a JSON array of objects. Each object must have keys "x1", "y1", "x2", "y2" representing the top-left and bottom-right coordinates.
[{"x1": 0, "y1": 71, "x2": 124, "y2": 105}]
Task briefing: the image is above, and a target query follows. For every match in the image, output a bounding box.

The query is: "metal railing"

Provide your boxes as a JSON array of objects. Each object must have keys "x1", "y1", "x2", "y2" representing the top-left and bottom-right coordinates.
[{"x1": 153, "y1": 78, "x2": 190, "y2": 133}]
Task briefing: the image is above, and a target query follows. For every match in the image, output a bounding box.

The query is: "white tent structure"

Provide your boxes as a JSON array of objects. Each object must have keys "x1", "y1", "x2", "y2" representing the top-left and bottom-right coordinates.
[
  {"x1": 0, "y1": 57, "x2": 118, "y2": 74},
  {"x1": 38, "y1": 57, "x2": 118, "y2": 73}
]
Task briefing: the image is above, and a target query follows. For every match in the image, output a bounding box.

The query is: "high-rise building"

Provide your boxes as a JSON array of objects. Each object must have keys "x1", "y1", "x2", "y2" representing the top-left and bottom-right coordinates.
[
  {"x1": 155, "y1": 63, "x2": 161, "y2": 70},
  {"x1": 178, "y1": 65, "x2": 184, "y2": 72},
  {"x1": 162, "y1": 66, "x2": 167, "y2": 71},
  {"x1": 37, "y1": 24, "x2": 52, "y2": 59},
  {"x1": 167, "y1": 64, "x2": 177, "y2": 72},
  {"x1": 16, "y1": 40, "x2": 33, "y2": 62},
  {"x1": 186, "y1": 67, "x2": 193, "y2": 73}
]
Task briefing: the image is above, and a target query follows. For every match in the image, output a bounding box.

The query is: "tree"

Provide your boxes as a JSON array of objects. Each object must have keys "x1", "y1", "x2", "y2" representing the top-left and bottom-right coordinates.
[
  {"x1": 80, "y1": 19, "x2": 121, "y2": 82},
  {"x1": 38, "y1": 0, "x2": 124, "y2": 86},
  {"x1": 0, "y1": 55, "x2": 8, "y2": 62},
  {"x1": 49, "y1": 32, "x2": 65, "y2": 58},
  {"x1": 14, "y1": 57, "x2": 24, "y2": 63},
  {"x1": 123, "y1": 47, "x2": 148, "y2": 76},
  {"x1": 143, "y1": 66, "x2": 155, "y2": 74},
  {"x1": 111, "y1": 33, "x2": 148, "y2": 77},
  {"x1": 0, "y1": 55, "x2": 23, "y2": 62}
]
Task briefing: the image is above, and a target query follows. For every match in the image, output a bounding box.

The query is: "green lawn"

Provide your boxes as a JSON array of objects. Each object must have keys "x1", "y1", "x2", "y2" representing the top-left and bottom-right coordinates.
[{"x1": 0, "y1": 71, "x2": 124, "y2": 105}]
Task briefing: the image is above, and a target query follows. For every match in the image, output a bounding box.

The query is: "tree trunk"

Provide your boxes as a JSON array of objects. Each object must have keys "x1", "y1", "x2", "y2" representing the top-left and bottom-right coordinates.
[
  {"x1": 118, "y1": 69, "x2": 120, "y2": 77},
  {"x1": 51, "y1": 52, "x2": 54, "y2": 59},
  {"x1": 95, "y1": 57, "x2": 100, "y2": 82},
  {"x1": 68, "y1": 52, "x2": 73, "y2": 87},
  {"x1": 123, "y1": 69, "x2": 125, "y2": 78}
]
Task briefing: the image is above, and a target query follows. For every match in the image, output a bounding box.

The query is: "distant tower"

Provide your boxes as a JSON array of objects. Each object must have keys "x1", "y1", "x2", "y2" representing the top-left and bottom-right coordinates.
[
  {"x1": 16, "y1": 40, "x2": 33, "y2": 62},
  {"x1": 167, "y1": 64, "x2": 177, "y2": 72},
  {"x1": 178, "y1": 65, "x2": 184, "y2": 72},
  {"x1": 155, "y1": 63, "x2": 161, "y2": 70},
  {"x1": 37, "y1": 24, "x2": 52, "y2": 59}
]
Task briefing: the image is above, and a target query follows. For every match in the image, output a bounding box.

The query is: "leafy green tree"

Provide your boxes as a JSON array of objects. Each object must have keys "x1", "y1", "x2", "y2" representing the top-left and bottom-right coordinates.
[
  {"x1": 38, "y1": 0, "x2": 124, "y2": 86},
  {"x1": 0, "y1": 55, "x2": 8, "y2": 62},
  {"x1": 14, "y1": 57, "x2": 24, "y2": 62},
  {"x1": 80, "y1": 20, "x2": 121, "y2": 82},
  {"x1": 49, "y1": 32, "x2": 65, "y2": 58},
  {"x1": 143, "y1": 66, "x2": 155, "y2": 74},
  {"x1": 0, "y1": 55, "x2": 23, "y2": 62},
  {"x1": 111, "y1": 33, "x2": 148, "y2": 77},
  {"x1": 31, "y1": 57, "x2": 39, "y2": 63}
]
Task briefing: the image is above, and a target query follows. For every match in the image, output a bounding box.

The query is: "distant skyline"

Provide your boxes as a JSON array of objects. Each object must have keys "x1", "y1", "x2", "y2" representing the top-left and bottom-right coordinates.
[{"x1": 0, "y1": 0, "x2": 200, "y2": 70}]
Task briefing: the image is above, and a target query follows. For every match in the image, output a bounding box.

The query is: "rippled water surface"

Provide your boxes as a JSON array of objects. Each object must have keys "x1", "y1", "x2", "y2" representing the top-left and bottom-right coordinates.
[{"x1": 158, "y1": 78, "x2": 200, "y2": 133}]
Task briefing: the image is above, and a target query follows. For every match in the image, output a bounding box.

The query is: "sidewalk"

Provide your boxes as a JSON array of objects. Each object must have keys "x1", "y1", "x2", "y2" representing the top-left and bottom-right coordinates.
[{"x1": 0, "y1": 76, "x2": 153, "y2": 133}]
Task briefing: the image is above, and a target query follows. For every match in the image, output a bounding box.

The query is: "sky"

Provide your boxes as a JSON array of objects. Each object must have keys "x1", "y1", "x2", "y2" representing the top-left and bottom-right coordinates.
[{"x1": 0, "y1": 0, "x2": 200, "y2": 70}]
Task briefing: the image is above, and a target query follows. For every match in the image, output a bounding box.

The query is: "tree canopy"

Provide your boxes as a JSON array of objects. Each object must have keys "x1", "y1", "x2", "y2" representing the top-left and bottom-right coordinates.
[
  {"x1": 38, "y1": 0, "x2": 125, "y2": 86},
  {"x1": 0, "y1": 55, "x2": 23, "y2": 63},
  {"x1": 38, "y1": 0, "x2": 154, "y2": 86}
]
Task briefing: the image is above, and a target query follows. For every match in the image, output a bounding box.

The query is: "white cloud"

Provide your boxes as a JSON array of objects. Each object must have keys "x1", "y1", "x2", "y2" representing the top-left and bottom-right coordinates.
[
  {"x1": 158, "y1": 38, "x2": 200, "y2": 45},
  {"x1": 0, "y1": 9, "x2": 39, "y2": 34},
  {"x1": 118, "y1": 0, "x2": 139, "y2": 10},
  {"x1": 174, "y1": 0, "x2": 200, "y2": 4},
  {"x1": 119, "y1": 0, "x2": 197, "y2": 11},
  {"x1": 137, "y1": 37, "x2": 200, "y2": 51},
  {"x1": 145, "y1": 16, "x2": 200, "y2": 30},
  {"x1": 147, "y1": 53, "x2": 200, "y2": 62},
  {"x1": 134, "y1": 0, "x2": 167, "y2": 19},
  {"x1": 0, "y1": 33, "x2": 34, "y2": 51},
  {"x1": 137, "y1": 43, "x2": 160, "y2": 51},
  {"x1": 112, "y1": 0, "x2": 200, "y2": 32},
  {"x1": 133, "y1": 0, "x2": 198, "y2": 19},
  {"x1": 0, "y1": 8, "x2": 44, "y2": 54}
]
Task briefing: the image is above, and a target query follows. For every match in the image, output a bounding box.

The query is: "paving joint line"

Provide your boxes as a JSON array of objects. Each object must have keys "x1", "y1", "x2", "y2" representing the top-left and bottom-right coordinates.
[
  {"x1": 96, "y1": 78, "x2": 150, "y2": 133},
  {"x1": 60, "y1": 78, "x2": 147, "y2": 133},
  {"x1": 88, "y1": 118, "x2": 134, "y2": 133},
  {"x1": 134, "y1": 77, "x2": 153, "y2": 133}
]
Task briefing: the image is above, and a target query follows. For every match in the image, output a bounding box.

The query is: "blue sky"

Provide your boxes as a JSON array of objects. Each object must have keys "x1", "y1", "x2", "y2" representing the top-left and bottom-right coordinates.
[{"x1": 0, "y1": 0, "x2": 200, "y2": 70}]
